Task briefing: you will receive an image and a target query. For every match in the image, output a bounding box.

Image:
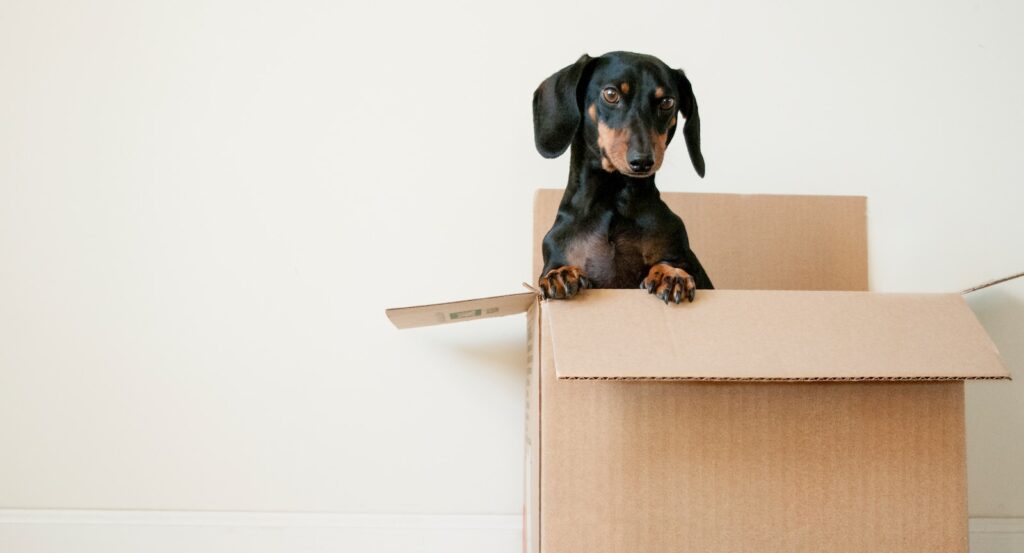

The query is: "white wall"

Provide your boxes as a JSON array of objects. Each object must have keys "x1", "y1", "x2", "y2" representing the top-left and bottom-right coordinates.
[{"x1": 1, "y1": 0, "x2": 1022, "y2": 542}]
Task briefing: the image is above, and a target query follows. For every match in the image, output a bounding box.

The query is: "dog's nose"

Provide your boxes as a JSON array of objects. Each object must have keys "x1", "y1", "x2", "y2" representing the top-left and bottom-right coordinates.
[{"x1": 628, "y1": 154, "x2": 654, "y2": 173}]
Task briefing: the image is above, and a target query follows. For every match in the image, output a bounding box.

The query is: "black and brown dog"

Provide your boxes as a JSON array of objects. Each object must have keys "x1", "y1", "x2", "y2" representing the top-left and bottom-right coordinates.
[{"x1": 533, "y1": 51, "x2": 712, "y2": 304}]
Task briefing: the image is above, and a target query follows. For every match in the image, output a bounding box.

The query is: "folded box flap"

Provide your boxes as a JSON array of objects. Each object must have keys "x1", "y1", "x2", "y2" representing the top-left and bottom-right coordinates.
[
  {"x1": 386, "y1": 292, "x2": 536, "y2": 329},
  {"x1": 544, "y1": 289, "x2": 1009, "y2": 381}
]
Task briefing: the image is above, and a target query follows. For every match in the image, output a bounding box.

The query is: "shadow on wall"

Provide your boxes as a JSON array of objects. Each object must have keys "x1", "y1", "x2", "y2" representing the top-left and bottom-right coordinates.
[
  {"x1": 410, "y1": 318, "x2": 528, "y2": 383},
  {"x1": 965, "y1": 285, "x2": 1024, "y2": 517},
  {"x1": 449, "y1": 338, "x2": 527, "y2": 378}
]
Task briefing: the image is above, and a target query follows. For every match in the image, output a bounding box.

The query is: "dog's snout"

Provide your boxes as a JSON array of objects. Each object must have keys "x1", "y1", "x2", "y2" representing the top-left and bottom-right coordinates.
[{"x1": 628, "y1": 153, "x2": 654, "y2": 173}]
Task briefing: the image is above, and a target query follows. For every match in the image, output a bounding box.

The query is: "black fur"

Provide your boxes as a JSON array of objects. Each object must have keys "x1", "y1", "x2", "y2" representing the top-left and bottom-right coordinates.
[{"x1": 533, "y1": 51, "x2": 713, "y2": 304}]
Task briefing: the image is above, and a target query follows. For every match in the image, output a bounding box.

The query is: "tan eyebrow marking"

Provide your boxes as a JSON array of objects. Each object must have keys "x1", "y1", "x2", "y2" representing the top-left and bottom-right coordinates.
[
  {"x1": 654, "y1": 86, "x2": 665, "y2": 98},
  {"x1": 620, "y1": 82, "x2": 630, "y2": 94}
]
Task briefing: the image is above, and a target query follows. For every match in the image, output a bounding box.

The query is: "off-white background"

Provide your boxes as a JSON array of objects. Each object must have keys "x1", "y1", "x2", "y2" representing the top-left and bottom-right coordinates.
[{"x1": 1, "y1": 0, "x2": 1022, "y2": 551}]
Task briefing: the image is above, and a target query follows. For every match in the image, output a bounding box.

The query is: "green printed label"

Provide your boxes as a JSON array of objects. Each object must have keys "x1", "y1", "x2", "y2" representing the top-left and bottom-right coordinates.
[
  {"x1": 450, "y1": 309, "x2": 482, "y2": 320},
  {"x1": 449, "y1": 306, "x2": 499, "y2": 320}
]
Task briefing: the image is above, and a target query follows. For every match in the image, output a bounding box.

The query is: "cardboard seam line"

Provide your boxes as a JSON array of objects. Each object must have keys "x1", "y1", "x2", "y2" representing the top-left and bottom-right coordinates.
[
  {"x1": 559, "y1": 375, "x2": 1011, "y2": 382},
  {"x1": 534, "y1": 299, "x2": 543, "y2": 553}
]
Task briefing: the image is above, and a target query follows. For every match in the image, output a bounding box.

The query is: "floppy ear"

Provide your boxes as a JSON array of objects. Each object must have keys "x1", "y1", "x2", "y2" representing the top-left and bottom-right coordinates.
[
  {"x1": 673, "y1": 69, "x2": 705, "y2": 178},
  {"x1": 532, "y1": 54, "x2": 593, "y2": 158}
]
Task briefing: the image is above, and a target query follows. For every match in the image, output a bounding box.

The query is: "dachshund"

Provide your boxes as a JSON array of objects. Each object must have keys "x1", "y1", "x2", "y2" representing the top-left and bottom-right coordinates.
[{"x1": 533, "y1": 51, "x2": 713, "y2": 304}]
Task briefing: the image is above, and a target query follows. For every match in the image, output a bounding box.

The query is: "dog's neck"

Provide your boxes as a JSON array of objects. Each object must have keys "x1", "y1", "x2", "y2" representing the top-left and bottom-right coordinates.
[{"x1": 560, "y1": 136, "x2": 660, "y2": 219}]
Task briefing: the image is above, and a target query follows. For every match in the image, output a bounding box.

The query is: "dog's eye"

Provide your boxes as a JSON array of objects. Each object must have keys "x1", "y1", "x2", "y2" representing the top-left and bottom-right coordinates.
[
  {"x1": 659, "y1": 97, "x2": 676, "y2": 111},
  {"x1": 602, "y1": 87, "x2": 620, "y2": 104}
]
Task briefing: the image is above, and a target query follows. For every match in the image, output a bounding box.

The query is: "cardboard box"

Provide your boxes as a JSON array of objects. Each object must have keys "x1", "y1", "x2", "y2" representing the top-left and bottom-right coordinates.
[{"x1": 387, "y1": 189, "x2": 1009, "y2": 552}]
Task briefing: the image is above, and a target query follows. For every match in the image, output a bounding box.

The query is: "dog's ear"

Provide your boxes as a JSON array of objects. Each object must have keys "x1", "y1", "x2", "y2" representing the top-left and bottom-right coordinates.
[
  {"x1": 532, "y1": 54, "x2": 593, "y2": 158},
  {"x1": 672, "y1": 69, "x2": 705, "y2": 178}
]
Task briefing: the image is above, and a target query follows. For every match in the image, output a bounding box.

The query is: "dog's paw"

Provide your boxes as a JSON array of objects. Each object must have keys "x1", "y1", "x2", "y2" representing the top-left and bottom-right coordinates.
[
  {"x1": 538, "y1": 265, "x2": 591, "y2": 300},
  {"x1": 641, "y1": 263, "x2": 696, "y2": 304}
]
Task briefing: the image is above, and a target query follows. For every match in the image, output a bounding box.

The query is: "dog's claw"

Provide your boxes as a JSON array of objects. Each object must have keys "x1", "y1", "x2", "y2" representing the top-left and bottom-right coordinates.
[
  {"x1": 537, "y1": 266, "x2": 588, "y2": 301},
  {"x1": 642, "y1": 263, "x2": 698, "y2": 306},
  {"x1": 565, "y1": 277, "x2": 578, "y2": 298}
]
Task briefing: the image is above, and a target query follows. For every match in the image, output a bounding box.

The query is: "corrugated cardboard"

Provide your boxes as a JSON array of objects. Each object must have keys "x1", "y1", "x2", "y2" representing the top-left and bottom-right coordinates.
[
  {"x1": 540, "y1": 377, "x2": 970, "y2": 552},
  {"x1": 387, "y1": 189, "x2": 1009, "y2": 553},
  {"x1": 545, "y1": 289, "x2": 1008, "y2": 381},
  {"x1": 532, "y1": 190, "x2": 868, "y2": 291},
  {"x1": 386, "y1": 292, "x2": 535, "y2": 329}
]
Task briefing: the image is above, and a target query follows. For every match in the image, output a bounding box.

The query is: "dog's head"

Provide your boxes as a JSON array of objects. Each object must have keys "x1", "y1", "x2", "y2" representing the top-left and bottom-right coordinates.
[{"x1": 533, "y1": 51, "x2": 704, "y2": 178}]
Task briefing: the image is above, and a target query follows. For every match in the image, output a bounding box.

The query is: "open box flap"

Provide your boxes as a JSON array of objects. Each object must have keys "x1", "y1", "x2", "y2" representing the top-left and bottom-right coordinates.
[
  {"x1": 386, "y1": 292, "x2": 536, "y2": 329},
  {"x1": 544, "y1": 289, "x2": 1009, "y2": 381}
]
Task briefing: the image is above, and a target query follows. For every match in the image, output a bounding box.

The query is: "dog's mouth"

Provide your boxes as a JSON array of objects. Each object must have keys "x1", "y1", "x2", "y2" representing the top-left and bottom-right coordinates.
[
  {"x1": 601, "y1": 152, "x2": 658, "y2": 179},
  {"x1": 621, "y1": 168, "x2": 656, "y2": 179}
]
